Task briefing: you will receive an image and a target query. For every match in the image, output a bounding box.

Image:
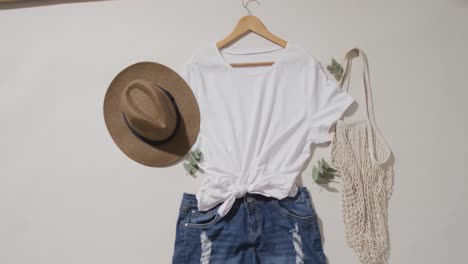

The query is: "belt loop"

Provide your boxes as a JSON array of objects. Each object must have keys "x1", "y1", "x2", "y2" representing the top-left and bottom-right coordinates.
[
  {"x1": 179, "y1": 196, "x2": 192, "y2": 217},
  {"x1": 180, "y1": 202, "x2": 188, "y2": 215}
]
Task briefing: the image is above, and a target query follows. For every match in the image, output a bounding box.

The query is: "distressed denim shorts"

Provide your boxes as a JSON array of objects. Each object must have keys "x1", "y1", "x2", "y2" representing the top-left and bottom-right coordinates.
[{"x1": 172, "y1": 187, "x2": 327, "y2": 264}]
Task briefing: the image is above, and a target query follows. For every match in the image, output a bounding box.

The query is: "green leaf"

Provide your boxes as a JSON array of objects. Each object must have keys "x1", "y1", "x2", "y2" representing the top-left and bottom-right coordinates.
[
  {"x1": 324, "y1": 166, "x2": 337, "y2": 173},
  {"x1": 183, "y1": 162, "x2": 194, "y2": 171},
  {"x1": 317, "y1": 164, "x2": 324, "y2": 175},
  {"x1": 323, "y1": 159, "x2": 336, "y2": 170},
  {"x1": 191, "y1": 149, "x2": 202, "y2": 162},
  {"x1": 188, "y1": 155, "x2": 198, "y2": 165},
  {"x1": 189, "y1": 151, "x2": 198, "y2": 160},
  {"x1": 184, "y1": 162, "x2": 198, "y2": 175},
  {"x1": 322, "y1": 168, "x2": 334, "y2": 176},
  {"x1": 332, "y1": 58, "x2": 338, "y2": 66},
  {"x1": 189, "y1": 150, "x2": 197, "y2": 159},
  {"x1": 322, "y1": 170, "x2": 335, "y2": 178},
  {"x1": 312, "y1": 157, "x2": 341, "y2": 185},
  {"x1": 315, "y1": 176, "x2": 330, "y2": 184},
  {"x1": 197, "y1": 150, "x2": 204, "y2": 162},
  {"x1": 183, "y1": 149, "x2": 204, "y2": 176},
  {"x1": 312, "y1": 166, "x2": 319, "y2": 181},
  {"x1": 320, "y1": 158, "x2": 328, "y2": 167},
  {"x1": 327, "y1": 57, "x2": 344, "y2": 81},
  {"x1": 314, "y1": 167, "x2": 332, "y2": 184}
]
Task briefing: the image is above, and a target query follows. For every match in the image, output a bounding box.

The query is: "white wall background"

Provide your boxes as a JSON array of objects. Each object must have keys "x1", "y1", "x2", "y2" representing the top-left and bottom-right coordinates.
[{"x1": 1, "y1": 0, "x2": 467, "y2": 263}]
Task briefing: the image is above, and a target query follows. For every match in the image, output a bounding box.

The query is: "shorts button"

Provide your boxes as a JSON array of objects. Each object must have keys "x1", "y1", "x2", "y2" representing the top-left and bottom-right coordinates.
[{"x1": 246, "y1": 197, "x2": 253, "y2": 202}]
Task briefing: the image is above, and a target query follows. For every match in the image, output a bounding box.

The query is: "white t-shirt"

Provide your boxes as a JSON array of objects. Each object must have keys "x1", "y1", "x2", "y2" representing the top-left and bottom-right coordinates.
[{"x1": 181, "y1": 41, "x2": 354, "y2": 217}]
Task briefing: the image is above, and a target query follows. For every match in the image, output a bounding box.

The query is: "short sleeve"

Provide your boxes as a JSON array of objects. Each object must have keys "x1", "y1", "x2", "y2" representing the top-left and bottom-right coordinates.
[
  {"x1": 179, "y1": 56, "x2": 202, "y2": 151},
  {"x1": 179, "y1": 56, "x2": 200, "y2": 106},
  {"x1": 307, "y1": 58, "x2": 354, "y2": 143},
  {"x1": 180, "y1": 56, "x2": 195, "y2": 87}
]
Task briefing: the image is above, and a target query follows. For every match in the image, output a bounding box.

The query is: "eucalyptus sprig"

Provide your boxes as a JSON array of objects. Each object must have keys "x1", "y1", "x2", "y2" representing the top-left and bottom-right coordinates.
[
  {"x1": 326, "y1": 58, "x2": 344, "y2": 81},
  {"x1": 312, "y1": 158, "x2": 339, "y2": 185},
  {"x1": 183, "y1": 149, "x2": 203, "y2": 176}
]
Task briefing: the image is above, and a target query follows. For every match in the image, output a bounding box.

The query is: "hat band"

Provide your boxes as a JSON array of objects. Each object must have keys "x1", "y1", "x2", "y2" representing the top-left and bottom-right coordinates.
[{"x1": 122, "y1": 84, "x2": 181, "y2": 146}]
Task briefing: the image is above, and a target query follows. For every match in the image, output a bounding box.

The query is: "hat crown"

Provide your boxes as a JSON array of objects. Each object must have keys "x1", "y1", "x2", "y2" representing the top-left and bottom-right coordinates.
[{"x1": 121, "y1": 80, "x2": 177, "y2": 141}]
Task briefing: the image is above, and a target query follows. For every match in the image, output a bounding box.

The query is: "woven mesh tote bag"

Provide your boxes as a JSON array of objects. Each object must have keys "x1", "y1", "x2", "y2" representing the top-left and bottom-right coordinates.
[{"x1": 330, "y1": 48, "x2": 394, "y2": 264}]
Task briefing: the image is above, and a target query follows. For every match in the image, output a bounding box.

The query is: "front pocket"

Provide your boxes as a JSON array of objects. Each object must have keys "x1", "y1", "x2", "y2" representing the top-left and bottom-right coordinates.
[
  {"x1": 184, "y1": 207, "x2": 220, "y2": 229},
  {"x1": 271, "y1": 197, "x2": 316, "y2": 222}
]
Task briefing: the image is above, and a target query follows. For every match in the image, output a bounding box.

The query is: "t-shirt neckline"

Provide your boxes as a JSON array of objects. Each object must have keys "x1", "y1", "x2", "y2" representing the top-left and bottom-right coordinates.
[{"x1": 212, "y1": 41, "x2": 292, "y2": 77}]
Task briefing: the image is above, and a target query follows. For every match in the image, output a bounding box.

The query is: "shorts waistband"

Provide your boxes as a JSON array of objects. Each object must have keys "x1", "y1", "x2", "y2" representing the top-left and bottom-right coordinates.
[
  {"x1": 182, "y1": 192, "x2": 197, "y2": 200},
  {"x1": 180, "y1": 187, "x2": 310, "y2": 208}
]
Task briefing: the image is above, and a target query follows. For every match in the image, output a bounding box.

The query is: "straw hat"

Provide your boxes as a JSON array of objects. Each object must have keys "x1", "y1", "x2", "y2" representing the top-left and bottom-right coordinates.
[{"x1": 103, "y1": 62, "x2": 200, "y2": 167}]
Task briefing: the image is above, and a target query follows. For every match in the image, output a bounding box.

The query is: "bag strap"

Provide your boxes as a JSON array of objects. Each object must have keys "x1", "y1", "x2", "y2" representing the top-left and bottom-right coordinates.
[
  {"x1": 341, "y1": 49, "x2": 387, "y2": 129},
  {"x1": 337, "y1": 48, "x2": 392, "y2": 161},
  {"x1": 338, "y1": 48, "x2": 378, "y2": 128}
]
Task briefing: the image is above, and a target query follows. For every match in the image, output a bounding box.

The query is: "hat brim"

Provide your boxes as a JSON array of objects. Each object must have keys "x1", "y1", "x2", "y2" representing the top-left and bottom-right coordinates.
[{"x1": 103, "y1": 62, "x2": 200, "y2": 167}]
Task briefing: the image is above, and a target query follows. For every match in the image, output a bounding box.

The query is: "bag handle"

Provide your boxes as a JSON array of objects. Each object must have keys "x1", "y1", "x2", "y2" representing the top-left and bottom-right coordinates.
[
  {"x1": 337, "y1": 48, "x2": 393, "y2": 161},
  {"x1": 338, "y1": 48, "x2": 376, "y2": 125},
  {"x1": 338, "y1": 48, "x2": 379, "y2": 129}
]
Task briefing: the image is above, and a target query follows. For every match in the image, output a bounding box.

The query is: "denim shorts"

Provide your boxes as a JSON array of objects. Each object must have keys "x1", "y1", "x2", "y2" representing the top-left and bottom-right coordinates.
[{"x1": 172, "y1": 187, "x2": 327, "y2": 264}]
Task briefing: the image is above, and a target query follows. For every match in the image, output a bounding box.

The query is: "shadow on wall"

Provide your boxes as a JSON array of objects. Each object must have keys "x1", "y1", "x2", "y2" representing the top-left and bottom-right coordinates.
[{"x1": 0, "y1": 0, "x2": 108, "y2": 10}]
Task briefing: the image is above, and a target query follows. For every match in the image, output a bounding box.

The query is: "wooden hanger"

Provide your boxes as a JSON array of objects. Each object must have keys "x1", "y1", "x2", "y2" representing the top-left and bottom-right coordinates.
[{"x1": 216, "y1": 0, "x2": 288, "y2": 68}]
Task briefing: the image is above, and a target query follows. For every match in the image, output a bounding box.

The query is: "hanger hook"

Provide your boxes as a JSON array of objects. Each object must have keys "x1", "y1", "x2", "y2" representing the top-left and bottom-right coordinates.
[{"x1": 242, "y1": 0, "x2": 261, "y2": 16}]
